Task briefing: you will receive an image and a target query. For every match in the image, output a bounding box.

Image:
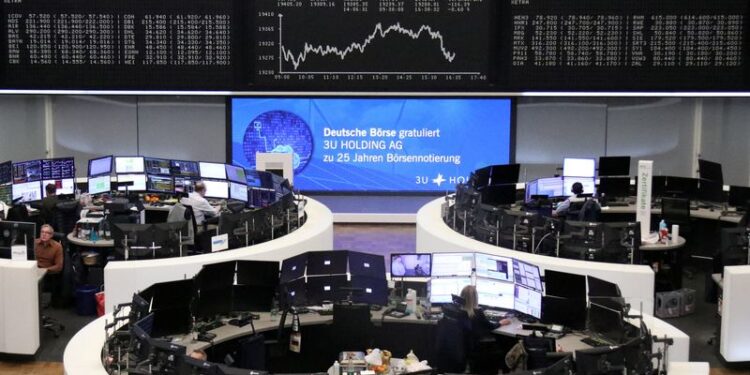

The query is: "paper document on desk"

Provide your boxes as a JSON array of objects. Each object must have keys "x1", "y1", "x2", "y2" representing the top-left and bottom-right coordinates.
[{"x1": 642, "y1": 232, "x2": 660, "y2": 245}]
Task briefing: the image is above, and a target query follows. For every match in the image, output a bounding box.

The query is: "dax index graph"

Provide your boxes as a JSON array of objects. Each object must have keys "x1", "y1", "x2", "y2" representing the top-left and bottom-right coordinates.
[{"x1": 252, "y1": 0, "x2": 493, "y2": 90}]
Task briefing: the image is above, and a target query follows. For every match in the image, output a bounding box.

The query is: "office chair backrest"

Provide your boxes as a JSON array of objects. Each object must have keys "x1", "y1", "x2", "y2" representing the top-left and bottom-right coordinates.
[
  {"x1": 577, "y1": 199, "x2": 601, "y2": 222},
  {"x1": 168, "y1": 202, "x2": 194, "y2": 241},
  {"x1": 522, "y1": 336, "x2": 556, "y2": 370},
  {"x1": 435, "y1": 314, "x2": 469, "y2": 373},
  {"x1": 55, "y1": 200, "x2": 80, "y2": 235},
  {"x1": 661, "y1": 197, "x2": 690, "y2": 224},
  {"x1": 6, "y1": 203, "x2": 29, "y2": 223}
]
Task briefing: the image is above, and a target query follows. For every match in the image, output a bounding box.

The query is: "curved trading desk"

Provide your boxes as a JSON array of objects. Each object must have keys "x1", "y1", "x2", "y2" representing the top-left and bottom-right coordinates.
[
  {"x1": 416, "y1": 197, "x2": 657, "y2": 314},
  {"x1": 65, "y1": 306, "x2": 692, "y2": 375},
  {"x1": 103, "y1": 197, "x2": 334, "y2": 315}
]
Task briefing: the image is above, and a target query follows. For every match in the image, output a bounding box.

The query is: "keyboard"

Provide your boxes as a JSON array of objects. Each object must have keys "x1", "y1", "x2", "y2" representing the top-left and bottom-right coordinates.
[
  {"x1": 581, "y1": 336, "x2": 614, "y2": 347},
  {"x1": 483, "y1": 310, "x2": 507, "y2": 322}
]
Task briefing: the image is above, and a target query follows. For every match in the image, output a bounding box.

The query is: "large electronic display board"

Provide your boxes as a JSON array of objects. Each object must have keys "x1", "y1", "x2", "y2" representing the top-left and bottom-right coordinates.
[
  {"x1": 0, "y1": 0, "x2": 747, "y2": 91},
  {"x1": 229, "y1": 97, "x2": 513, "y2": 192}
]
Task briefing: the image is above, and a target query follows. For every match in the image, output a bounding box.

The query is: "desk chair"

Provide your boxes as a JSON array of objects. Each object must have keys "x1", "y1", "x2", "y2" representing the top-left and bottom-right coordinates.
[
  {"x1": 522, "y1": 336, "x2": 556, "y2": 370},
  {"x1": 435, "y1": 305, "x2": 470, "y2": 373},
  {"x1": 40, "y1": 235, "x2": 66, "y2": 337},
  {"x1": 167, "y1": 203, "x2": 195, "y2": 254}
]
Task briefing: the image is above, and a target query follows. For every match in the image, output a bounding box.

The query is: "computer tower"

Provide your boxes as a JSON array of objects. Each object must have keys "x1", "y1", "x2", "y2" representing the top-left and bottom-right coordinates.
[
  {"x1": 655, "y1": 291, "x2": 682, "y2": 318},
  {"x1": 679, "y1": 288, "x2": 696, "y2": 316}
]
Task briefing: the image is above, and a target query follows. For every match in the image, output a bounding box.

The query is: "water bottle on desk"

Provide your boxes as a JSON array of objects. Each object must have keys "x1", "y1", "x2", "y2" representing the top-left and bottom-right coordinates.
[{"x1": 658, "y1": 219, "x2": 668, "y2": 244}]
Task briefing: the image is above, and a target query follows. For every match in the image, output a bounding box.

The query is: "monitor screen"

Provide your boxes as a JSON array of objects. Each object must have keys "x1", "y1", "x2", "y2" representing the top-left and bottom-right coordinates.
[
  {"x1": 41, "y1": 158, "x2": 75, "y2": 180},
  {"x1": 475, "y1": 278, "x2": 514, "y2": 310},
  {"x1": 587, "y1": 276, "x2": 621, "y2": 298},
  {"x1": 42, "y1": 178, "x2": 75, "y2": 197},
  {"x1": 230, "y1": 97, "x2": 513, "y2": 192},
  {"x1": 229, "y1": 182, "x2": 248, "y2": 202},
  {"x1": 226, "y1": 164, "x2": 247, "y2": 184},
  {"x1": 429, "y1": 277, "x2": 472, "y2": 304},
  {"x1": 174, "y1": 176, "x2": 196, "y2": 193},
  {"x1": 536, "y1": 177, "x2": 564, "y2": 197},
  {"x1": 12, "y1": 181, "x2": 42, "y2": 203},
  {"x1": 12, "y1": 159, "x2": 42, "y2": 183},
  {"x1": 698, "y1": 179, "x2": 724, "y2": 203},
  {"x1": 597, "y1": 177, "x2": 630, "y2": 199},
  {"x1": 117, "y1": 174, "x2": 147, "y2": 192},
  {"x1": 543, "y1": 270, "x2": 586, "y2": 301},
  {"x1": 199, "y1": 162, "x2": 227, "y2": 180},
  {"x1": 563, "y1": 177, "x2": 596, "y2": 196},
  {"x1": 665, "y1": 176, "x2": 699, "y2": 199},
  {"x1": 348, "y1": 251, "x2": 386, "y2": 279},
  {"x1": 698, "y1": 159, "x2": 723, "y2": 185},
  {"x1": 0, "y1": 185, "x2": 11, "y2": 206},
  {"x1": 512, "y1": 259, "x2": 542, "y2": 292},
  {"x1": 431, "y1": 253, "x2": 474, "y2": 277},
  {"x1": 479, "y1": 184, "x2": 517, "y2": 206},
  {"x1": 598, "y1": 156, "x2": 630, "y2": 177},
  {"x1": 88, "y1": 175, "x2": 111, "y2": 195},
  {"x1": 115, "y1": 156, "x2": 145, "y2": 174},
  {"x1": 147, "y1": 175, "x2": 175, "y2": 194},
  {"x1": 390, "y1": 253, "x2": 431, "y2": 278},
  {"x1": 474, "y1": 253, "x2": 513, "y2": 282},
  {"x1": 349, "y1": 276, "x2": 389, "y2": 306},
  {"x1": 587, "y1": 302, "x2": 625, "y2": 344},
  {"x1": 306, "y1": 251, "x2": 348, "y2": 276},
  {"x1": 0, "y1": 161, "x2": 11, "y2": 184},
  {"x1": 490, "y1": 164, "x2": 521, "y2": 185},
  {"x1": 514, "y1": 285, "x2": 542, "y2": 319},
  {"x1": 144, "y1": 157, "x2": 172, "y2": 176},
  {"x1": 171, "y1": 160, "x2": 200, "y2": 177},
  {"x1": 306, "y1": 275, "x2": 348, "y2": 305},
  {"x1": 203, "y1": 180, "x2": 229, "y2": 199},
  {"x1": 236, "y1": 260, "x2": 280, "y2": 286},
  {"x1": 524, "y1": 179, "x2": 538, "y2": 202},
  {"x1": 88, "y1": 156, "x2": 113, "y2": 177},
  {"x1": 729, "y1": 185, "x2": 750, "y2": 208},
  {"x1": 563, "y1": 158, "x2": 596, "y2": 178},
  {"x1": 280, "y1": 253, "x2": 307, "y2": 283}
]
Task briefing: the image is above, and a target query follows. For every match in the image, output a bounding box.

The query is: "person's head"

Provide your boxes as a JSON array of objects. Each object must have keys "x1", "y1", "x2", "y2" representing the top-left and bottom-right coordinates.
[
  {"x1": 194, "y1": 181, "x2": 207, "y2": 196},
  {"x1": 39, "y1": 224, "x2": 54, "y2": 243},
  {"x1": 571, "y1": 182, "x2": 584, "y2": 196},
  {"x1": 460, "y1": 285, "x2": 479, "y2": 317},
  {"x1": 45, "y1": 183, "x2": 57, "y2": 197},
  {"x1": 189, "y1": 349, "x2": 207, "y2": 361}
]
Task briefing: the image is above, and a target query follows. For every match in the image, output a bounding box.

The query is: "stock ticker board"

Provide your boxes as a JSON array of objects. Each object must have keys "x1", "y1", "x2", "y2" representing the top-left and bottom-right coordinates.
[{"x1": 1, "y1": 0, "x2": 748, "y2": 91}]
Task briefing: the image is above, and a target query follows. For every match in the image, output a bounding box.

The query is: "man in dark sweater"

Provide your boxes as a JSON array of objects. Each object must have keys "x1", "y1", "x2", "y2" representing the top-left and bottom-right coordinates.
[{"x1": 40, "y1": 183, "x2": 59, "y2": 225}]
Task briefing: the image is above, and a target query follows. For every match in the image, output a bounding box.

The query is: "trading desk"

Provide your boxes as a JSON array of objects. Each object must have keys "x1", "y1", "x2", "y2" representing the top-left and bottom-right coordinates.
[
  {"x1": 0, "y1": 259, "x2": 46, "y2": 355},
  {"x1": 600, "y1": 203, "x2": 744, "y2": 224},
  {"x1": 65, "y1": 306, "x2": 691, "y2": 375}
]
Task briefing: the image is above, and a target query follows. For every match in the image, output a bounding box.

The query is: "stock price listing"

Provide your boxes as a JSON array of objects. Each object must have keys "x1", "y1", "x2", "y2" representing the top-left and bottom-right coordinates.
[{"x1": 252, "y1": 0, "x2": 494, "y2": 90}]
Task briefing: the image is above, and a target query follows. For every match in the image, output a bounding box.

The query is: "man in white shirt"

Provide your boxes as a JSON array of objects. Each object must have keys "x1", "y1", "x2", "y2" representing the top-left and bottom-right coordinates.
[{"x1": 181, "y1": 181, "x2": 220, "y2": 226}]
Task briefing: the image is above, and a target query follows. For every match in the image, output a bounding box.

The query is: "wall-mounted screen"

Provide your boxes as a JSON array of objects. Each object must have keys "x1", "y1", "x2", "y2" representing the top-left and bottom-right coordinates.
[{"x1": 230, "y1": 98, "x2": 513, "y2": 192}]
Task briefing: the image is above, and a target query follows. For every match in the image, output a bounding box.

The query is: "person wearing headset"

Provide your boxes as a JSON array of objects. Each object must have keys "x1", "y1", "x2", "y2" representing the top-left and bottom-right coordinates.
[{"x1": 552, "y1": 182, "x2": 584, "y2": 217}]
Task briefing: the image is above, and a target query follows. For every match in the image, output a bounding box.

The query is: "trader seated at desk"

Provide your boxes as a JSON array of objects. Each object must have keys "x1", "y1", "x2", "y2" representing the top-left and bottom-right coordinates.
[
  {"x1": 181, "y1": 181, "x2": 220, "y2": 227},
  {"x1": 40, "y1": 183, "x2": 59, "y2": 225},
  {"x1": 35, "y1": 224, "x2": 64, "y2": 306},
  {"x1": 552, "y1": 182, "x2": 597, "y2": 218},
  {"x1": 460, "y1": 285, "x2": 511, "y2": 332}
]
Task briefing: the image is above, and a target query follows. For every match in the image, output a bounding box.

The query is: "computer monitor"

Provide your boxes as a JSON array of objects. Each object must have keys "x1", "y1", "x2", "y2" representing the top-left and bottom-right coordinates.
[
  {"x1": 475, "y1": 277, "x2": 514, "y2": 310},
  {"x1": 524, "y1": 179, "x2": 538, "y2": 203},
  {"x1": 512, "y1": 259, "x2": 543, "y2": 292},
  {"x1": 195, "y1": 261, "x2": 236, "y2": 291},
  {"x1": 88, "y1": 155, "x2": 113, "y2": 177},
  {"x1": 665, "y1": 176, "x2": 699, "y2": 199},
  {"x1": 729, "y1": 185, "x2": 750, "y2": 209},
  {"x1": 587, "y1": 302, "x2": 626, "y2": 344},
  {"x1": 236, "y1": 260, "x2": 280, "y2": 286},
  {"x1": 12, "y1": 181, "x2": 42, "y2": 203},
  {"x1": 281, "y1": 278, "x2": 307, "y2": 307},
  {"x1": 597, "y1": 156, "x2": 630, "y2": 177},
  {"x1": 195, "y1": 287, "x2": 233, "y2": 319},
  {"x1": 151, "y1": 307, "x2": 192, "y2": 338},
  {"x1": 306, "y1": 251, "x2": 348, "y2": 275},
  {"x1": 698, "y1": 159, "x2": 723, "y2": 185},
  {"x1": 429, "y1": 276, "x2": 472, "y2": 304},
  {"x1": 280, "y1": 253, "x2": 307, "y2": 283},
  {"x1": 514, "y1": 284, "x2": 542, "y2": 319},
  {"x1": 12, "y1": 159, "x2": 42, "y2": 183},
  {"x1": 474, "y1": 253, "x2": 513, "y2": 282},
  {"x1": 597, "y1": 177, "x2": 630, "y2": 199},
  {"x1": 649, "y1": 175, "x2": 666, "y2": 198},
  {"x1": 348, "y1": 251, "x2": 386, "y2": 279},
  {"x1": 146, "y1": 175, "x2": 175, "y2": 194},
  {"x1": 306, "y1": 275, "x2": 348, "y2": 304},
  {"x1": 0, "y1": 185, "x2": 11, "y2": 206},
  {"x1": 536, "y1": 177, "x2": 565, "y2": 197},
  {"x1": 41, "y1": 157, "x2": 75, "y2": 180},
  {"x1": 116, "y1": 174, "x2": 147, "y2": 192},
  {"x1": 199, "y1": 162, "x2": 227, "y2": 180},
  {"x1": 174, "y1": 176, "x2": 196, "y2": 194},
  {"x1": 229, "y1": 182, "x2": 248, "y2": 202},
  {"x1": 115, "y1": 156, "x2": 145, "y2": 174},
  {"x1": 349, "y1": 276, "x2": 389, "y2": 305},
  {"x1": 203, "y1": 179, "x2": 229, "y2": 199},
  {"x1": 490, "y1": 164, "x2": 521, "y2": 185},
  {"x1": 541, "y1": 295, "x2": 587, "y2": 330},
  {"x1": 232, "y1": 284, "x2": 276, "y2": 312},
  {"x1": 563, "y1": 177, "x2": 596, "y2": 196},
  {"x1": 226, "y1": 164, "x2": 247, "y2": 184},
  {"x1": 144, "y1": 157, "x2": 172, "y2": 176},
  {"x1": 139, "y1": 279, "x2": 195, "y2": 311},
  {"x1": 587, "y1": 276, "x2": 621, "y2": 298},
  {"x1": 171, "y1": 160, "x2": 200, "y2": 177},
  {"x1": 563, "y1": 158, "x2": 595, "y2": 178},
  {"x1": 0, "y1": 221, "x2": 36, "y2": 260},
  {"x1": 41, "y1": 178, "x2": 75, "y2": 197},
  {"x1": 543, "y1": 270, "x2": 586, "y2": 300},
  {"x1": 470, "y1": 166, "x2": 492, "y2": 189},
  {"x1": 698, "y1": 179, "x2": 724, "y2": 203},
  {"x1": 431, "y1": 252, "x2": 474, "y2": 277},
  {"x1": 480, "y1": 183, "x2": 517, "y2": 206},
  {"x1": 390, "y1": 253, "x2": 431, "y2": 278},
  {"x1": 0, "y1": 161, "x2": 11, "y2": 185}
]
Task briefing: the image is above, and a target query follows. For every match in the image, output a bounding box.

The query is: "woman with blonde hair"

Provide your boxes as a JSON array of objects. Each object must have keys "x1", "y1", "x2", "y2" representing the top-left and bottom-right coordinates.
[{"x1": 460, "y1": 285, "x2": 511, "y2": 325}]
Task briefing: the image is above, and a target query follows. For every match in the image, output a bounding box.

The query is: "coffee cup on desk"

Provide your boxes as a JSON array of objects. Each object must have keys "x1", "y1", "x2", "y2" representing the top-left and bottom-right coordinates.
[{"x1": 671, "y1": 225, "x2": 679, "y2": 244}]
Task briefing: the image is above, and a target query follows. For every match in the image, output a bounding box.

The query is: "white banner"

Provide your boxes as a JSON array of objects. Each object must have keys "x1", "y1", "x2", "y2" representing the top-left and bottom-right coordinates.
[
  {"x1": 636, "y1": 160, "x2": 653, "y2": 242},
  {"x1": 210, "y1": 233, "x2": 229, "y2": 252},
  {"x1": 11, "y1": 245, "x2": 27, "y2": 261}
]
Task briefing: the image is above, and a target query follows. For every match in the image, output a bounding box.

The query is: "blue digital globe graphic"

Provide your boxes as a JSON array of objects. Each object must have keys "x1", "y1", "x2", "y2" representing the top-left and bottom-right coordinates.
[{"x1": 242, "y1": 110, "x2": 314, "y2": 174}]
